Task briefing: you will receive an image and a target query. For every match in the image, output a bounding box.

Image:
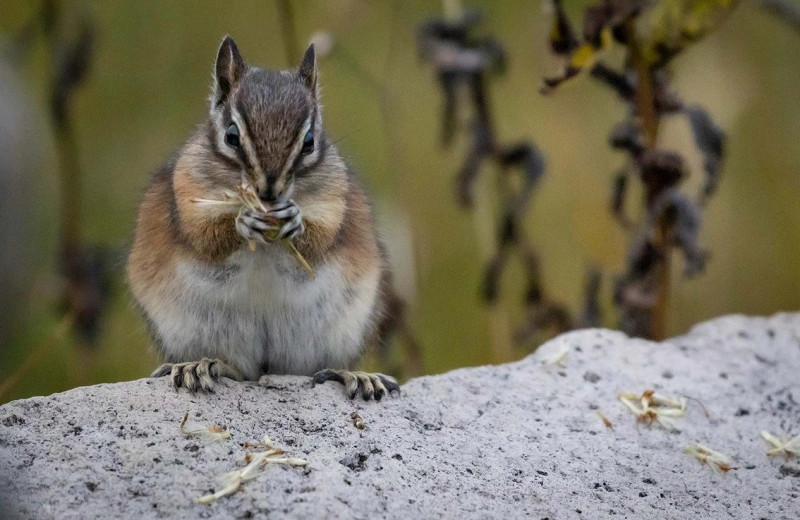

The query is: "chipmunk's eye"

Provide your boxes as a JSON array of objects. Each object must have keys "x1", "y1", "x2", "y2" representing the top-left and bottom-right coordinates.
[
  {"x1": 300, "y1": 129, "x2": 314, "y2": 155},
  {"x1": 225, "y1": 123, "x2": 240, "y2": 149}
]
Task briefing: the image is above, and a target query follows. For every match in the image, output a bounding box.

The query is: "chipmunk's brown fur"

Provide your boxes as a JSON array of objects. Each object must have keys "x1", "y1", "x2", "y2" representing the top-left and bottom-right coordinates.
[{"x1": 127, "y1": 37, "x2": 398, "y2": 400}]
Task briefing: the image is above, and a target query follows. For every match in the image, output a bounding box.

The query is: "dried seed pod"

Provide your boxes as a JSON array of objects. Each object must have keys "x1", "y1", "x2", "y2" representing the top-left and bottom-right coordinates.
[
  {"x1": 609, "y1": 119, "x2": 643, "y2": 155},
  {"x1": 684, "y1": 105, "x2": 725, "y2": 203},
  {"x1": 549, "y1": 0, "x2": 580, "y2": 55},
  {"x1": 350, "y1": 411, "x2": 366, "y2": 430},
  {"x1": 639, "y1": 150, "x2": 686, "y2": 205},
  {"x1": 591, "y1": 62, "x2": 635, "y2": 101},
  {"x1": 649, "y1": 191, "x2": 707, "y2": 277}
]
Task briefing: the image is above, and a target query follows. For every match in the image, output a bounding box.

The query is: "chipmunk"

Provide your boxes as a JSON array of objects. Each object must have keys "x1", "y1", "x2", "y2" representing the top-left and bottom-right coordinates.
[{"x1": 127, "y1": 36, "x2": 399, "y2": 401}]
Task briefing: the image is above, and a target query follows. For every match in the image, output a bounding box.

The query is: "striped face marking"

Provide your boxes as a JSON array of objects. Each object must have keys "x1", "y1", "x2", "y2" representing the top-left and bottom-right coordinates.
[{"x1": 210, "y1": 67, "x2": 322, "y2": 203}]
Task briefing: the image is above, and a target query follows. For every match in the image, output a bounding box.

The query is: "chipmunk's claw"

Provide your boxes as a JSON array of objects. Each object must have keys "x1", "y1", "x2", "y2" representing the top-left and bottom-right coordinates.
[
  {"x1": 312, "y1": 369, "x2": 400, "y2": 401},
  {"x1": 278, "y1": 214, "x2": 304, "y2": 240},
  {"x1": 269, "y1": 200, "x2": 303, "y2": 240},
  {"x1": 236, "y1": 208, "x2": 277, "y2": 245},
  {"x1": 151, "y1": 358, "x2": 242, "y2": 393}
]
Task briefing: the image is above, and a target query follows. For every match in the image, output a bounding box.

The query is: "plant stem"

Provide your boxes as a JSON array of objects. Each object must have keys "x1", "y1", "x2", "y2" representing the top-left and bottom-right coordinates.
[
  {"x1": 626, "y1": 22, "x2": 658, "y2": 147},
  {"x1": 626, "y1": 20, "x2": 669, "y2": 340},
  {"x1": 473, "y1": 173, "x2": 514, "y2": 362}
]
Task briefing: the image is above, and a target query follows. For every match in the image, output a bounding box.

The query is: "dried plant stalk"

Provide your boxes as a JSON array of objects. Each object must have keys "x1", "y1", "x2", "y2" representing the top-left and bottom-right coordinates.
[
  {"x1": 191, "y1": 179, "x2": 315, "y2": 278},
  {"x1": 542, "y1": 0, "x2": 735, "y2": 340},
  {"x1": 198, "y1": 434, "x2": 308, "y2": 504}
]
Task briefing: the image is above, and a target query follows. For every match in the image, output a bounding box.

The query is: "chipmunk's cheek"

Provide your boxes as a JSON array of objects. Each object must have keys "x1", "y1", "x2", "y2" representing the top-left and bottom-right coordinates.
[{"x1": 283, "y1": 180, "x2": 296, "y2": 200}]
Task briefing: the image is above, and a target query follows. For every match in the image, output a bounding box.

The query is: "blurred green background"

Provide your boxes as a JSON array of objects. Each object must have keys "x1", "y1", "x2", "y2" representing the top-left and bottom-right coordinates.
[{"x1": 1, "y1": 0, "x2": 798, "y2": 404}]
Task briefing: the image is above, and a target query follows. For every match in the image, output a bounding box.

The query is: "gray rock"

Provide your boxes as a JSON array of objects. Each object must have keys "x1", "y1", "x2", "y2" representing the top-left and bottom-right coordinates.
[{"x1": 2, "y1": 313, "x2": 799, "y2": 519}]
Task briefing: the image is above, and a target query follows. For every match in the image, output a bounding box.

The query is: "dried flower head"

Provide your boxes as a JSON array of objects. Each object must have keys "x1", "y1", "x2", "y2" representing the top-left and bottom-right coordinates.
[
  {"x1": 180, "y1": 413, "x2": 232, "y2": 442},
  {"x1": 761, "y1": 430, "x2": 800, "y2": 459},
  {"x1": 684, "y1": 443, "x2": 737, "y2": 475},
  {"x1": 618, "y1": 389, "x2": 686, "y2": 431},
  {"x1": 351, "y1": 411, "x2": 366, "y2": 430}
]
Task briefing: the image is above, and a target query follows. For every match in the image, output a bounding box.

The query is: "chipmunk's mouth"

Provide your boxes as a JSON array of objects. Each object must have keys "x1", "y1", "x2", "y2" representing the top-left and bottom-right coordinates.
[{"x1": 259, "y1": 178, "x2": 294, "y2": 205}]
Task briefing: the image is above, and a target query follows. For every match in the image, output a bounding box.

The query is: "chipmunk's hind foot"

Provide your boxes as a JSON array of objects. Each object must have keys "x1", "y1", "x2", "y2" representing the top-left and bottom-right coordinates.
[
  {"x1": 312, "y1": 369, "x2": 400, "y2": 401},
  {"x1": 151, "y1": 358, "x2": 243, "y2": 393}
]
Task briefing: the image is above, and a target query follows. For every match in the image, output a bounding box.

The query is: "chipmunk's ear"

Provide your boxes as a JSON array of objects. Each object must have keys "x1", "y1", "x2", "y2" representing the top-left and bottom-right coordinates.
[
  {"x1": 298, "y1": 44, "x2": 318, "y2": 97},
  {"x1": 213, "y1": 36, "x2": 246, "y2": 107}
]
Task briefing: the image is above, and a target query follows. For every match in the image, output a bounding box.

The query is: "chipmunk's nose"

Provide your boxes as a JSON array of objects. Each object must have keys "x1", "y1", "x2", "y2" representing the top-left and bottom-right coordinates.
[
  {"x1": 260, "y1": 176, "x2": 289, "y2": 204},
  {"x1": 260, "y1": 185, "x2": 276, "y2": 203},
  {"x1": 260, "y1": 177, "x2": 278, "y2": 203}
]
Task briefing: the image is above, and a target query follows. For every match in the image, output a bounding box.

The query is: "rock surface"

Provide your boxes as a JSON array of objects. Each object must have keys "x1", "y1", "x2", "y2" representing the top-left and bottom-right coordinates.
[{"x1": 2, "y1": 313, "x2": 800, "y2": 519}]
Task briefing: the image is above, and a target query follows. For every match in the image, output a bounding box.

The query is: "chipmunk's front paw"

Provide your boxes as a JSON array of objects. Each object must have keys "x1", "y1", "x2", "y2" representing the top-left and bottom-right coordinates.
[
  {"x1": 267, "y1": 199, "x2": 304, "y2": 239},
  {"x1": 151, "y1": 358, "x2": 243, "y2": 393},
  {"x1": 312, "y1": 369, "x2": 400, "y2": 401},
  {"x1": 236, "y1": 209, "x2": 278, "y2": 245}
]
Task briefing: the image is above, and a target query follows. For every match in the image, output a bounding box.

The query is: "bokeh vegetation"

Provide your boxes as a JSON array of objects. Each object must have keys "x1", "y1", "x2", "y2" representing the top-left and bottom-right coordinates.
[{"x1": 1, "y1": 0, "x2": 798, "y2": 404}]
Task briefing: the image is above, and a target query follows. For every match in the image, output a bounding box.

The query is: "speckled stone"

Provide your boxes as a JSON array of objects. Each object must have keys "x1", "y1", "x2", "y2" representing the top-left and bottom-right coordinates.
[{"x1": 1, "y1": 313, "x2": 799, "y2": 519}]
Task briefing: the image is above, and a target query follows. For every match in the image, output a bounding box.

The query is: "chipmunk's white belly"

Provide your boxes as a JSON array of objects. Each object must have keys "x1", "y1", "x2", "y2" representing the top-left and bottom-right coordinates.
[{"x1": 153, "y1": 247, "x2": 379, "y2": 379}]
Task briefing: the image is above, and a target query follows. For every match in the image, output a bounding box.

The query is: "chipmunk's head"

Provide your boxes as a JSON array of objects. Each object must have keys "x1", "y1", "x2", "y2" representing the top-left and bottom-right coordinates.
[{"x1": 208, "y1": 36, "x2": 323, "y2": 203}]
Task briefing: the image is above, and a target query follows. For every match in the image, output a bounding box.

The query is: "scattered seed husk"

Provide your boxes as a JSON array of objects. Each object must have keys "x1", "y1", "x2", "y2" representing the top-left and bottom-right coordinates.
[
  {"x1": 597, "y1": 410, "x2": 614, "y2": 430},
  {"x1": 180, "y1": 412, "x2": 232, "y2": 442},
  {"x1": 351, "y1": 411, "x2": 366, "y2": 430},
  {"x1": 191, "y1": 179, "x2": 315, "y2": 278},
  {"x1": 761, "y1": 430, "x2": 800, "y2": 459},
  {"x1": 684, "y1": 443, "x2": 737, "y2": 475},
  {"x1": 618, "y1": 390, "x2": 686, "y2": 431},
  {"x1": 543, "y1": 344, "x2": 570, "y2": 368},
  {"x1": 197, "y1": 434, "x2": 308, "y2": 504}
]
